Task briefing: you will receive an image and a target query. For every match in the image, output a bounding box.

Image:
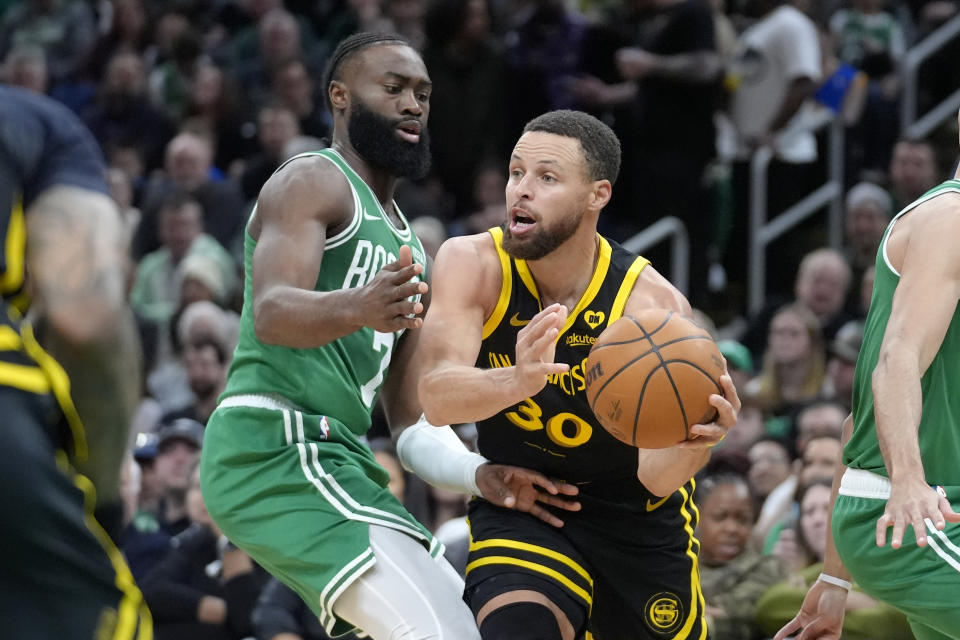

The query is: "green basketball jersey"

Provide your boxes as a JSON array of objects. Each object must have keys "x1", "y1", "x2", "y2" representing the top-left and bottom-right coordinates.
[
  {"x1": 844, "y1": 179, "x2": 960, "y2": 484},
  {"x1": 221, "y1": 149, "x2": 427, "y2": 436}
]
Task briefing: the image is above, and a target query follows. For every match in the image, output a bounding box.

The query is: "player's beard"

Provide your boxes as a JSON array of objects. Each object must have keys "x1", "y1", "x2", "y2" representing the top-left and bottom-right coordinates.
[
  {"x1": 348, "y1": 100, "x2": 431, "y2": 180},
  {"x1": 502, "y1": 208, "x2": 583, "y2": 260}
]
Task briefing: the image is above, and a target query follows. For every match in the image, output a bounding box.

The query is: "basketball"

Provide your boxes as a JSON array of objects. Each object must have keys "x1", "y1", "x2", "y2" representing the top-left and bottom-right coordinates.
[{"x1": 584, "y1": 308, "x2": 725, "y2": 448}]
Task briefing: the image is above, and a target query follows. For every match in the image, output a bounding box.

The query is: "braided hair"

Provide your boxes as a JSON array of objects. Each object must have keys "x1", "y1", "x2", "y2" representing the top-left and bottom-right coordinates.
[{"x1": 322, "y1": 32, "x2": 412, "y2": 110}]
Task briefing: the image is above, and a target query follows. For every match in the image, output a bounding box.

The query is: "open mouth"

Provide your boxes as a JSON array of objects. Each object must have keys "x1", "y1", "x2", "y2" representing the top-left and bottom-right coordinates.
[
  {"x1": 509, "y1": 207, "x2": 536, "y2": 234},
  {"x1": 397, "y1": 120, "x2": 421, "y2": 143}
]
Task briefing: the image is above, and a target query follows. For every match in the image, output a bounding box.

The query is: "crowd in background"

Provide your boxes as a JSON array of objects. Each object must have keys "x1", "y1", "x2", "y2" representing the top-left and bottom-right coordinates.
[{"x1": 3, "y1": 0, "x2": 958, "y2": 636}]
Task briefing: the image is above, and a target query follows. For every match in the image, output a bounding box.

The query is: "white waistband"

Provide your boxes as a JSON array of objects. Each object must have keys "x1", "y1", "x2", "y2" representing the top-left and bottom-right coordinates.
[
  {"x1": 839, "y1": 468, "x2": 891, "y2": 499},
  {"x1": 218, "y1": 394, "x2": 300, "y2": 412}
]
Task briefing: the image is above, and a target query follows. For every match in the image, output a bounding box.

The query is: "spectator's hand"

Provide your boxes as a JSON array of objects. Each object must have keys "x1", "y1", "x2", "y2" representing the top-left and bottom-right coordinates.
[
  {"x1": 476, "y1": 463, "x2": 580, "y2": 527},
  {"x1": 197, "y1": 595, "x2": 228, "y2": 624},
  {"x1": 771, "y1": 528, "x2": 806, "y2": 574},
  {"x1": 773, "y1": 580, "x2": 847, "y2": 640},
  {"x1": 568, "y1": 75, "x2": 613, "y2": 106},
  {"x1": 221, "y1": 546, "x2": 254, "y2": 580},
  {"x1": 354, "y1": 245, "x2": 428, "y2": 332},
  {"x1": 877, "y1": 478, "x2": 960, "y2": 548},
  {"x1": 616, "y1": 47, "x2": 657, "y2": 80},
  {"x1": 512, "y1": 303, "x2": 569, "y2": 398},
  {"x1": 677, "y1": 373, "x2": 739, "y2": 448}
]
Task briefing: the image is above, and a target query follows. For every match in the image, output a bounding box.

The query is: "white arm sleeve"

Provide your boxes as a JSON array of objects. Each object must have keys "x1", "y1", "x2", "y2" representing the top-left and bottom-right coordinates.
[{"x1": 396, "y1": 415, "x2": 487, "y2": 497}]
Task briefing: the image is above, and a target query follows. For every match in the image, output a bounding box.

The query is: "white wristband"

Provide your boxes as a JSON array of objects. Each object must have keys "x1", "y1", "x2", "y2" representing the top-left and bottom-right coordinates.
[
  {"x1": 817, "y1": 573, "x2": 852, "y2": 591},
  {"x1": 396, "y1": 415, "x2": 487, "y2": 497}
]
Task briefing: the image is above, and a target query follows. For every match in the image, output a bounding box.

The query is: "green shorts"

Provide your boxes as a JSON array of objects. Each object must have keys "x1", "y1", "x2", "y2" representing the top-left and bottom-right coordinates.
[
  {"x1": 199, "y1": 395, "x2": 443, "y2": 637},
  {"x1": 833, "y1": 469, "x2": 960, "y2": 640}
]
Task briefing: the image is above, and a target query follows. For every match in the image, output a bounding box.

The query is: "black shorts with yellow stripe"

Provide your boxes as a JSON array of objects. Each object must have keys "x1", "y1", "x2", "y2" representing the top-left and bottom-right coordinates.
[
  {"x1": 464, "y1": 481, "x2": 707, "y2": 640},
  {"x1": 0, "y1": 311, "x2": 152, "y2": 640}
]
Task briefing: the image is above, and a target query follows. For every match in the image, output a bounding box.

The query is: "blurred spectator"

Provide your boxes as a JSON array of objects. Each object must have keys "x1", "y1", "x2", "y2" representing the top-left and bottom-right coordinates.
[
  {"x1": 282, "y1": 135, "x2": 326, "y2": 161},
  {"x1": 178, "y1": 253, "x2": 235, "y2": 310},
  {"x1": 181, "y1": 61, "x2": 256, "y2": 173},
  {"x1": 152, "y1": 418, "x2": 205, "y2": 536},
  {"x1": 889, "y1": 137, "x2": 939, "y2": 211},
  {"x1": 270, "y1": 57, "x2": 331, "y2": 140},
  {"x1": 121, "y1": 452, "x2": 173, "y2": 583},
  {"x1": 83, "y1": 51, "x2": 177, "y2": 173},
  {"x1": 744, "y1": 303, "x2": 826, "y2": 419},
  {"x1": 578, "y1": 0, "x2": 722, "y2": 306},
  {"x1": 253, "y1": 577, "x2": 361, "y2": 640},
  {"x1": 717, "y1": 339, "x2": 755, "y2": 392},
  {"x1": 1, "y1": 43, "x2": 47, "y2": 93},
  {"x1": 722, "y1": 0, "x2": 823, "y2": 300},
  {"x1": 162, "y1": 337, "x2": 230, "y2": 426},
  {"x1": 822, "y1": 320, "x2": 864, "y2": 409},
  {"x1": 233, "y1": 8, "x2": 317, "y2": 109},
  {"x1": 410, "y1": 215, "x2": 448, "y2": 258},
  {"x1": 747, "y1": 436, "x2": 793, "y2": 518},
  {"x1": 741, "y1": 247, "x2": 852, "y2": 362},
  {"x1": 136, "y1": 132, "x2": 248, "y2": 258},
  {"x1": 697, "y1": 473, "x2": 787, "y2": 640},
  {"x1": 106, "y1": 166, "x2": 143, "y2": 243},
  {"x1": 240, "y1": 104, "x2": 302, "y2": 202},
  {"x1": 422, "y1": 0, "x2": 510, "y2": 216},
  {"x1": 842, "y1": 182, "x2": 892, "y2": 311},
  {"x1": 130, "y1": 192, "x2": 236, "y2": 326},
  {"x1": 756, "y1": 477, "x2": 913, "y2": 639},
  {"x1": 0, "y1": 0, "x2": 96, "y2": 86},
  {"x1": 384, "y1": 0, "x2": 428, "y2": 49},
  {"x1": 148, "y1": 26, "x2": 204, "y2": 122},
  {"x1": 83, "y1": 0, "x2": 150, "y2": 83},
  {"x1": 458, "y1": 162, "x2": 507, "y2": 234},
  {"x1": 858, "y1": 263, "x2": 875, "y2": 315},
  {"x1": 142, "y1": 461, "x2": 267, "y2": 640},
  {"x1": 718, "y1": 391, "x2": 767, "y2": 455},
  {"x1": 794, "y1": 399, "x2": 846, "y2": 452}
]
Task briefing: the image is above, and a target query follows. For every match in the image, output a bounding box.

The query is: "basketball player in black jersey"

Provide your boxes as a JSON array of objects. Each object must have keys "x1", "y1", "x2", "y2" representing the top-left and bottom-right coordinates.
[
  {"x1": 417, "y1": 110, "x2": 740, "y2": 640},
  {"x1": 0, "y1": 86, "x2": 151, "y2": 638}
]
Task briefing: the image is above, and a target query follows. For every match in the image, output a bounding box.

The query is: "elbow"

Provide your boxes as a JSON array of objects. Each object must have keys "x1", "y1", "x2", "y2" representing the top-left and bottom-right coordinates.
[
  {"x1": 418, "y1": 377, "x2": 446, "y2": 426},
  {"x1": 253, "y1": 295, "x2": 282, "y2": 345},
  {"x1": 637, "y1": 467, "x2": 681, "y2": 498}
]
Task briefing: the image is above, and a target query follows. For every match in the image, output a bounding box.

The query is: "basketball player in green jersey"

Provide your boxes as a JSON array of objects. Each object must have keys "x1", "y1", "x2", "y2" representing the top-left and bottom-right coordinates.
[
  {"x1": 776, "y1": 112, "x2": 960, "y2": 640},
  {"x1": 417, "y1": 110, "x2": 741, "y2": 640},
  {"x1": 200, "y1": 33, "x2": 579, "y2": 640}
]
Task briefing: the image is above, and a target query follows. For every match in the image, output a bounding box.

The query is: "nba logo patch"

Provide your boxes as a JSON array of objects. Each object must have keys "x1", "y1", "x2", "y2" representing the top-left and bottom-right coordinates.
[{"x1": 319, "y1": 416, "x2": 330, "y2": 440}]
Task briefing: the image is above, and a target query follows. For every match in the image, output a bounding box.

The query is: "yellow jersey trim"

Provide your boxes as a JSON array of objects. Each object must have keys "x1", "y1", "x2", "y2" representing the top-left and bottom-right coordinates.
[
  {"x1": 470, "y1": 537, "x2": 593, "y2": 584},
  {"x1": 0, "y1": 324, "x2": 22, "y2": 350},
  {"x1": 20, "y1": 323, "x2": 88, "y2": 461},
  {"x1": 483, "y1": 228, "x2": 513, "y2": 340},
  {"x1": 513, "y1": 234, "x2": 612, "y2": 338},
  {"x1": 675, "y1": 481, "x2": 707, "y2": 639},
  {"x1": 0, "y1": 361, "x2": 49, "y2": 393},
  {"x1": 465, "y1": 556, "x2": 593, "y2": 608},
  {"x1": 68, "y1": 456, "x2": 153, "y2": 640},
  {"x1": 609, "y1": 256, "x2": 650, "y2": 324},
  {"x1": 0, "y1": 197, "x2": 26, "y2": 295}
]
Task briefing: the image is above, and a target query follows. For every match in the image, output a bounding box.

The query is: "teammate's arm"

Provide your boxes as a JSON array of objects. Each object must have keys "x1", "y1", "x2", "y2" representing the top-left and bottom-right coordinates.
[
  {"x1": 872, "y1": 196, "x2": 960, "y2": 548},
  {"x1": 418, "y1": 235, "x2": 569, "y2": 426},
  {"x1": 26, "y1": 186, "x2": 140, "y2": 505},
  {"x1": 250, "y1": 157, "x2": 427, "y2": 348},
  {"x1": 627, "y1": 267, "x2": 740, "y2": 497}
]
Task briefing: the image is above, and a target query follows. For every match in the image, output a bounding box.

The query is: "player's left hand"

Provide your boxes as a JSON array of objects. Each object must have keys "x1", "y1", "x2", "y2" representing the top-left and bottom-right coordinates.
[
  {"x1": 773, "y1": 579, "x2": 847, "y2": 640},
  {"x1": 476, "y1": 463, "x2": 581, "y2": 528},
  {"x1": 677, "y1": 372, "x2": 740, "y2": 449}
]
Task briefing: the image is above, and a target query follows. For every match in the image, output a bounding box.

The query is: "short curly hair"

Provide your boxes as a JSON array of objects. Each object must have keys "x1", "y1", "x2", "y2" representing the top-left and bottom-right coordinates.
[{"x1": 522, "y1": 110, "x2": 621, "y2": 184}]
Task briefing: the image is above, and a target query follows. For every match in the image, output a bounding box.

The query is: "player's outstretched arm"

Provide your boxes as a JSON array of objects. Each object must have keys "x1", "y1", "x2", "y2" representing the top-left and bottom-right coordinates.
[
  {"x1": 417, "y1": 235, "x2": 568, "y2": 426},
  {"x1": 872, "y1": 195, "x2": 960, "y2": 548},
  {"x1": 250, "y1": 157, "x2": 427, "y2": 349},
  {"x1": 26, "y1": 186, "x2": 140, "y2": 504}
]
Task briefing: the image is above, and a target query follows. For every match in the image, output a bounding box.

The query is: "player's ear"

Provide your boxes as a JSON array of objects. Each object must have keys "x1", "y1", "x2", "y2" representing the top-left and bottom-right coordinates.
[
  {"x1": 329, "y1": 80, "x2": 349, "y2": 112},
  {"x1": 589, "y1": 180, "x2": 612, "y2": 211}
]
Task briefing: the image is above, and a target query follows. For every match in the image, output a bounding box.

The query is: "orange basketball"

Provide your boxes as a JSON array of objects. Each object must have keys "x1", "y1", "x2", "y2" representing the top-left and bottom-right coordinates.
[{"x1": 584, "y1": 308, "x2": 725, "y2": 448}]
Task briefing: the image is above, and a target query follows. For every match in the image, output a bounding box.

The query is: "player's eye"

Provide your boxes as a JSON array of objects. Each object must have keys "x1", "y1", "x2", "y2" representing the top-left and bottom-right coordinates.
[{"x1": 384, "y1": 84, "x2": 401, "y2": 94}]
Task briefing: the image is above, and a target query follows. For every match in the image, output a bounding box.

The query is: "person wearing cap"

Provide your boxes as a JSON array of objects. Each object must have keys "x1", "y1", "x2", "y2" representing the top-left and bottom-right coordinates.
[
  {"x1": 843, "y1": 183, "x2": 892, "y2": 314},
  {"x1": 154, "y1": 418, "x2": 205, "y2": 536}
]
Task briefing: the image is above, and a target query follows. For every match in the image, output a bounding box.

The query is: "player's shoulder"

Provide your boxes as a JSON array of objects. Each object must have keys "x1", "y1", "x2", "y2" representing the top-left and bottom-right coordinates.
[
  {"x1": 625, "y1": 264, "x2": 692, "y2": 317},
  {"x1": 433, "y1": 232, "x2": 503, "y2": 293},
  {"x1": 436, "y1": 231, "x2": 498, "y2": 265},
  {"x1": 257, "y1": 153, "x2": 352, "y2": 221}
]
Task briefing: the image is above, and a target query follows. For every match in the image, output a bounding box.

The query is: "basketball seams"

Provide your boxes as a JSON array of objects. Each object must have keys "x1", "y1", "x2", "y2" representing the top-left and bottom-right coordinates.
[
  {"x1": 631, "y1": 365, "x2": 667, "y2": 446},
  {"x1": 632, "y1": 319, "x2": 686, "y2": 446}
]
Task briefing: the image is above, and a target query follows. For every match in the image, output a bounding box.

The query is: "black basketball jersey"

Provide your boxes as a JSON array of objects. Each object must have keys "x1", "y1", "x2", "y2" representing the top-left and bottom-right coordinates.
[{"x1": 476, "y1": 227, "x2": 655, "y2": 493}]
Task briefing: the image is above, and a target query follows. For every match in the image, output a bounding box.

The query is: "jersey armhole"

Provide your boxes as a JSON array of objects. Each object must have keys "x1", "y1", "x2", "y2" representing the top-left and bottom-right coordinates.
[
  {"x1": 482, "y1": 227, "x2": 512, "y2": 340},
  {"x1": 608, "y1": 256, "x2": 650, "y2": 325}
]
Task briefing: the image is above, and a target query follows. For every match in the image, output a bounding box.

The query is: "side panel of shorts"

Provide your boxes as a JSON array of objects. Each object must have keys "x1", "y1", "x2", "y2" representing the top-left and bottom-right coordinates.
[
  {"x1": 465, "y1": 482, "x2": 706, "y2": 640},
  {"x1": 200, "y1": 405, "x2": 442, "y2": 637},
  {"x1": 0, "y1": 387, "x2": 151, "y2": 640},
  {"x1": 834, "y1": 490, "x2": 960, "y2": 617}
]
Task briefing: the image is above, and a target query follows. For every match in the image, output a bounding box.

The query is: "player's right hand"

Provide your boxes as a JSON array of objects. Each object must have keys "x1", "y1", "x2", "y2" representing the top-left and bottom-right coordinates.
[
  {"x1": 355, "y1": 245, "x2": 429, "y2": 332},
  {"x1": 476, "y1": 463, "x2": 581, "y2": 527},
  {"x1": 512, "y1": 303, "x2": 570, "y2": 397},
  {"x1": 773, "y1": 579, "x2": 846, "y2": 640},
  {"x1": 876, "y1": 477, "x2": 960, "y2": 548}
]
